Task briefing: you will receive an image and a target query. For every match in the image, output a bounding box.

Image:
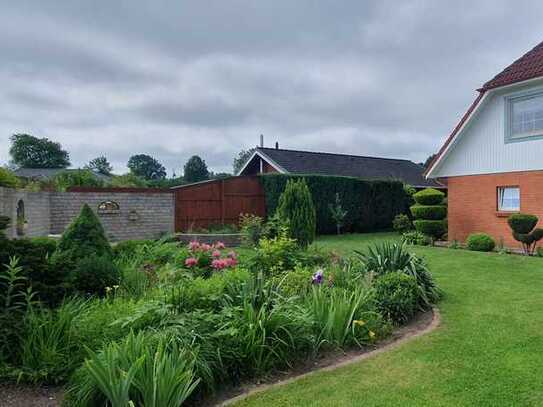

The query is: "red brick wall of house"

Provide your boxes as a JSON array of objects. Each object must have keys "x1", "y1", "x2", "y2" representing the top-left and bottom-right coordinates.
[{"x1": 447, "y1": 170, "x2": 543, "y2": 248}]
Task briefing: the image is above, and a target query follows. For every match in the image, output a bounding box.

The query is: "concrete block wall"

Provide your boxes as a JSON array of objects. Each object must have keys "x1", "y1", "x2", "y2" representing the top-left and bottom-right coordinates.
[
  {"x1": 0, "y1": 187, "x2": 175, "y2": 241},
  {"x1": 0, "y1": 187, "x2": 51, "y2": 239},
  {"x1": 50, "y1": 191, "x2": 174, "y2": 241}
]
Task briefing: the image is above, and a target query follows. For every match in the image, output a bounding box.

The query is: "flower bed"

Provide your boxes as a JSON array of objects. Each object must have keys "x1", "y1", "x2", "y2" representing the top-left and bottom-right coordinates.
[{"x1": 175, "y1": 232, "x2": 242, "y2": 247}]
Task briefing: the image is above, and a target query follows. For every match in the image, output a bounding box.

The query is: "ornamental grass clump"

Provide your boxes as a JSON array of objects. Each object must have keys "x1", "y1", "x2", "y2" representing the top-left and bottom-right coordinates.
[
  {"x1": 507, "y1": 213, "x2": 543, "y2": 255},
  {"x1": 410, "y1": 188, "x2": 447, "y2": 241}
]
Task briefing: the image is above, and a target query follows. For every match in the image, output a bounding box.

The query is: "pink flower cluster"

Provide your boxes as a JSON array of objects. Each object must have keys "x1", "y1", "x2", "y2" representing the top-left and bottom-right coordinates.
[
  {"x1": 184, "y1": 241, "x2": 238, "y2": 271},
  {"x1": 211, "y1": 251, "x2": 237, "y2": 270}
]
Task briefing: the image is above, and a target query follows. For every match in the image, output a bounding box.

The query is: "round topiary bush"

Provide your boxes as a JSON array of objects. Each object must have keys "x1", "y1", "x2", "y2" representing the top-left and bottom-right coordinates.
[
  {"x1": 374, "y1": 272, "x2": 419, "y2": 324},
  {"x1": 412, "y1": 188, "x2": 445, "y2": 206},
  {"x1": 507, "y1": 213, "x2": 538, "y2": 234},
  {"x1": 466, "y1": 233, "x2": 496, "y2": 252},
  {"x1": 410, "y1": 205, "x2": 447, "y2": 220},
  {"x1": 392, "y1": 214, "x2": 412, "y2": 234}
]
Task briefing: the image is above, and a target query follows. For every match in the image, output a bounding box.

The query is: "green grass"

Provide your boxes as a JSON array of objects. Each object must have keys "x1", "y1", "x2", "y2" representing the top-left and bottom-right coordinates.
[{"x1": 236, "y1": 233, "x2": 543, "y2": 406}]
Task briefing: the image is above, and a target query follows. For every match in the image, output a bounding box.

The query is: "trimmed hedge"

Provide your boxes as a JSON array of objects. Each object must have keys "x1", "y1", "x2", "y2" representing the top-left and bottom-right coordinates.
[
  {"x1": 410, "y1": 205, "x2": 447, "y2": 220},
  {"x1": 466, "y1": 233, "x2": 495, "y2": 252},
  {"x1": 259, "y1": 174, "x2": 409, "y2": 234},
  {"x1": 412, "y1": 188, "x2": 445, "y2": 205}
]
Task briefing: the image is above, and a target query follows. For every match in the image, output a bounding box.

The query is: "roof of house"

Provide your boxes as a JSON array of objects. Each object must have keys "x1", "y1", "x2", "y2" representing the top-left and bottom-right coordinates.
[
  {"x1": 14, "y1": 168, "x2": 112, "y2": 181},
  {"x1": 254, "y1": 147, "x2": 443, "y2": 188},
  {"x1": 427, "y1": 40, "x2": 543, "y2": 178},
  {"x1": 481, "y1": 41, "x2": 543, "y2": 91}
]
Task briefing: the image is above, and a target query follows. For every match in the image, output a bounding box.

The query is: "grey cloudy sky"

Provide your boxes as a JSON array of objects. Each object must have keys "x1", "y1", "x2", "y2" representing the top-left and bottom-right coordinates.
[{"x1": 1, "y1": 0, "x2": 543, "y2": 174}]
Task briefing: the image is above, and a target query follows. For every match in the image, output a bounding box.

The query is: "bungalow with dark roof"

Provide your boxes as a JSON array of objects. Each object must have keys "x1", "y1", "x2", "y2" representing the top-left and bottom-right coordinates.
[
  {"x1": 238, "y1": 146, "x2": 442, "y2": 189},
  {"x1": 426, "y1": 40, "x2": 543, "y2": 247}
]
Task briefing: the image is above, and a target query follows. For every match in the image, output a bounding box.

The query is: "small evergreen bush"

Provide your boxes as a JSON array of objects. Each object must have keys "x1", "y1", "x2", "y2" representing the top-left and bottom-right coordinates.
[
  {"x1": 276, "y1": 179, "x2": 316, "y2": 248},
  {"x1": 71, "y1": 255, "x2": 120, "y2": 296},
  {"x1": 56, "y1": 204, "x2": 112, "y2": 260},
  {"x1": 466, "y1": 233, "x2": 496, "y2": 252},
  {"x1": 392, "y1": 214, "x2": 412, "y2": 234},
  {"x1": 374, "y1": 272, "x2": 419, "y2": 324},
  {"x1": 401, "y1": 230, "x2": 430, "y2": 246}
]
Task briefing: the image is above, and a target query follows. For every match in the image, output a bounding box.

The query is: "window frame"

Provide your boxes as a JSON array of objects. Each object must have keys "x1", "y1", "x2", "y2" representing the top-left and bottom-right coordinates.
[
  {"x1": 505, "y1": 89, "x2": 543, "y2": 143},
  {"x1": 496, "y1": 185, "x2": 520, "y2": 212}
]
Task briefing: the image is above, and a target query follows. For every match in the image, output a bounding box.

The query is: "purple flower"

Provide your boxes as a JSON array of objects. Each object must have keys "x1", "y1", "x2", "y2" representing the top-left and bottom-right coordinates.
[{"x1": 312, "y1": 269, "x2": 324, "y2": 285}]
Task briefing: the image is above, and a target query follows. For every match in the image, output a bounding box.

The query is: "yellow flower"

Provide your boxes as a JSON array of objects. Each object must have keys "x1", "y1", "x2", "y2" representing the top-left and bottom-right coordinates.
[
  {"x1": 353, "y1": 320, "x2": 366, "y2": 327},
  {"x1": 369, "y1": 330, "x2": 376, "y2": 339}
]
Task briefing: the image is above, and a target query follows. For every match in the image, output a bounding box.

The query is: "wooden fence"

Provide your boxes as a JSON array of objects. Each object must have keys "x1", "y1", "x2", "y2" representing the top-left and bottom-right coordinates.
[{"x1": 173, "y1": 176, "x2": 266, "y2": 232}]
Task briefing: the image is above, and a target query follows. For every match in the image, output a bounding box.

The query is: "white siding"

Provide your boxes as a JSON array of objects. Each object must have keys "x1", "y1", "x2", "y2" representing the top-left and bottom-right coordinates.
[{"x1": 432, "y1": 82, "x2": 543, "y2": 177}]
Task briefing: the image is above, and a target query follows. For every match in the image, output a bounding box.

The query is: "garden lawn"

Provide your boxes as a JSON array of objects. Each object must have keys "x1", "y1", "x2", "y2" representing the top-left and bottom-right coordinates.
[{"x1": 236, "y1": 233, "x2": 543, "y2": 406}]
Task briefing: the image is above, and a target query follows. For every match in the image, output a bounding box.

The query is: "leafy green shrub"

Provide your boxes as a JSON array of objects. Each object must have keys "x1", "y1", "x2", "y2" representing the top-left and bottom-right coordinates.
[
  {"x1": 0, "y1": 238, "x2": 65, "y2": 306},
  {"x1": 71, "y1": 255, "x2": 120, "y2": 296},
  {"x1": 466, "y1": 233, "x2": 496, "y2": 252},
  {"x1": 356, "y1": 242, "x2": 441, "y2": 309},
  {"x1": 167, "y1": 269, "x2": 251, "y2": 312},
  {"x1": 0, "y1": 167, "x2": 20, "y2": 188},
  {"x1": 260, "y1": 174, "x2": 409, "y2": 234},
  {"x1": 410, "y1": 205, "x2": 447, "y2": 220},
  {"x1": 112, "y1": 239, "x2": 153, "y2": 258},
  {"x1": 276, "y1": 178, "x2": 316, "y2": 248},
  {"x1": 272, "y1": 265, "x2": 314, "y2": 297},
  {"x1": 245, "y1": 233, "x2": 300, "y2": 277},
  {"x1": 401, "y1": 230, "x2": 430, "y2": 246},
  {"x1": 412, "y1": 188, "x2": 445, "y2": 205},
  {"x1": 53, "y1": 169, "x2": 104, "y2": 191},
  {"x1": 392, "y1": 214, "x2": 412, "y2": 234},
  {"x1": 374, "y1": 272, "x2": 419, "y2": 324},
  {"x1": 239, "y1": 213, "x2": 264, "y2": 246},
  {"x1": 507, "y1": 213, "x2": 543, "y2": 255}
]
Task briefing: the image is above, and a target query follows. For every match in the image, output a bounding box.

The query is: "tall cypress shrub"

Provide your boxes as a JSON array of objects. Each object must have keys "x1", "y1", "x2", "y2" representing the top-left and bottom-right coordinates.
[{"x1": 276, "y1": 178, "x2": 316, "y2": 248}]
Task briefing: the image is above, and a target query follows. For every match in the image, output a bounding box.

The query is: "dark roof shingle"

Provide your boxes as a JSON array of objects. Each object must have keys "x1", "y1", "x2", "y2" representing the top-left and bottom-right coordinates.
[
  {"x1": 258, "y1": 147, "x2": 442, "y2": 188},
  {"x1": 481, "y1": 41, "x2": 543, "y2": 90}
]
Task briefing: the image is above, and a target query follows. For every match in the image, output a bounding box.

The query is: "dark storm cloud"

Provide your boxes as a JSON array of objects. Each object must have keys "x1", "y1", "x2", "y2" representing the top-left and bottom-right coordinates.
[{"x1": 2, "y1": 0, "x2": 543, "y2": 174}]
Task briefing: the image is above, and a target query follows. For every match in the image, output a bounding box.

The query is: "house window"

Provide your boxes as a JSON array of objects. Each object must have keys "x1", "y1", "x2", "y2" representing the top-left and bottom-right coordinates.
[
  {"x1": 507, "y1": 91, "x2": 543, "y2": 141},
  {"x1": 497, "y1": 186, "x2": 520, "y2": 211}
]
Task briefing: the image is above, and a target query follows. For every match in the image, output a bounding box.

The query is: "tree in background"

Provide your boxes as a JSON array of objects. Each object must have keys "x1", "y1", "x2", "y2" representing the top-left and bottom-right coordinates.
[
  {"x1": 53, "y1": 169, "x2": 104, "y2": 192},
  {"x1": 9, "y1": 134, "x2": 70, "y2": 168},
  {"x1": 420, "y1": 154, "x2": 437, "y2": 169},
  {"x1": 184, "y1": 155, "x2": 209, "y2": 183},
  {"x1": 276, "y1": 178, "x2": 316, "y2": 248},
  {"x1": 109, "y1": 173, "x2": 148, "y2": 188},
  {"x1": 85, "y1": 156, "x2": 113, "y2": 175},
  {"x1": 127, "y1": 154, "x2": 166, "y2": 180},
  {"x1": 328, "y1": 193, "x2": 348, "y2": 235},
  {"x1": 233, "y1": 148, "x2": 255, "y2": 174}
]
